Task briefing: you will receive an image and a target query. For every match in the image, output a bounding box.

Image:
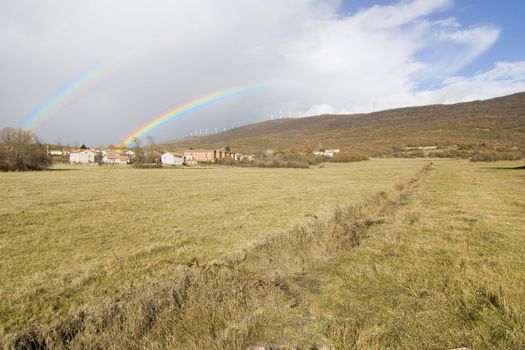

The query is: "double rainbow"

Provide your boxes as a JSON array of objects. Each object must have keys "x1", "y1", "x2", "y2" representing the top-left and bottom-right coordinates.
[{"x1": 121, "y1": 85, "x2": 262, "y2": 147}]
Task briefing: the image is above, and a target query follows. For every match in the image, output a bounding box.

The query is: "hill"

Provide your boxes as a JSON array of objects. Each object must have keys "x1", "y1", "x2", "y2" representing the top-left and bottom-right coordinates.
[{"x1": 169, "y1": 92, "x2": 525, "y2": 155}]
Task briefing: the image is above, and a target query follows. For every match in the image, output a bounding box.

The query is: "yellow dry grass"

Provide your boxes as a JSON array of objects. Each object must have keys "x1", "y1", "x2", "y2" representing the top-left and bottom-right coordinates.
[
  {"x1": 1, "y1": 159, "x2": 524, "y2": 349},
  {"x1": 0, "y1": 159, "x2": 428, "y2": 340},
  {"x1": 277, "y1": 160, "x2": 525, "y2": 349}
]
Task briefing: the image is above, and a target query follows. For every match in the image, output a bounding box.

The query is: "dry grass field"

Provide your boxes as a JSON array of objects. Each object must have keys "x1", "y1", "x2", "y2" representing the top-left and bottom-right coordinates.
[
  {"x1": 1, "y1": 159, "x2": 524, "y2": 349},
  {"x1": 274, "y1": 160, "x2": 525, "y2": 348},
  {"x1": 0, "y1": 159, "x2": 428, "y2": 343}
]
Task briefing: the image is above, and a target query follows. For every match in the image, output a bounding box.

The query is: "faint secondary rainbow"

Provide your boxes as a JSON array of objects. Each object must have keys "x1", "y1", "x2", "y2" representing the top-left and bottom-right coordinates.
[
  {"x1": 121, "y1": 85, "x2": 263, "y2": 147},
  {"x1": 23, "y1": 43, "x2": 161, "y2": 130},
  {"x1": 23, "y1": 61, "x2": 118, "y2": 130}
]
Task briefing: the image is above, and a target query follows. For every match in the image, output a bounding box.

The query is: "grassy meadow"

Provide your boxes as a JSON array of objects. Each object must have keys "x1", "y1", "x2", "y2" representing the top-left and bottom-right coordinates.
[
  {"x1": 1, "y1": 158, "x2": 524, "y2": 349},
  {"x1": 0, "y1": 160, "x2": 427, "y2": 341},
  {"x1": 275, "y1": 160, "x2": 525, "y2": 348}
]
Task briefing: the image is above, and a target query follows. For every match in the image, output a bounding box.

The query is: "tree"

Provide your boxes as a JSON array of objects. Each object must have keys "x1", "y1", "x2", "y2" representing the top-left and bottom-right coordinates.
[
  {"x1": 146, "y1": 135, "x2": 155, "y2": 148},
  {"x1": 132, "y1": 137, "x2": 145, "y2": 163},
  {"x1": 80, "y1": 144, "x2": 87, "y2": 149},
  {"x1": 0, "y1": 128, "x2": 51, "y2": 171},
  {"x1": 144, "y1": 135, "x2": 159, "y2": 163}
]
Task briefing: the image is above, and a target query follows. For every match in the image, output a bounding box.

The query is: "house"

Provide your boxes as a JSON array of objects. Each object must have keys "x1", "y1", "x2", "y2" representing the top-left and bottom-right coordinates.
[
  {"x1": 239, "y1": 154, "x2": 255, "y2": 161},
  {"x1": 46, "y1": 145, "x2": 63, "y2": 156},
  {"x1": 183, "y1": 149, "x2": 239, "y2": 163},
  {"x1": 70, "y1": 149, "x2": 96, "y2": 164},
  {"x1": 161, "y1": 152, "x2": 185, "y2": 166},
  {"x1": 103, "y1": 153, "x2": 130, "y2": 164},
  {"x1": 314, "y1": 148, "x2": 340, "y2": 157},
  {"x1": 183, "y1": 149, "x2": 218, "y2": 162},
  {"x1": 48, "y1": 150, "x2": 63, "y2": 156},
  {"x1": 403, "y1": 145, "x2": 437, "y2": 151}
]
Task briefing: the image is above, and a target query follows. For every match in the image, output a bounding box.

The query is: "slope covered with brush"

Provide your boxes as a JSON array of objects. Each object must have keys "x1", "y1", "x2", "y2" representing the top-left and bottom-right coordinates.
[{"x1": 172, "y1": 92, "x2": 525, "y2": 154}]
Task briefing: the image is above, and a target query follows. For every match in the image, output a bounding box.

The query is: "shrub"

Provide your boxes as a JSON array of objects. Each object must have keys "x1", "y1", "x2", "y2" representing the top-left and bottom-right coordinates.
[
  {"x1": 278, "y1": 151, "x2": 322, "y2": 165},
  {"x1": 131, "y1": 163, "x2": 162, "y2": 169},
  {"x1": 470, "y1": 151, "x2": 523, "y2": 162},
  {"x1": 0, "y1": 128, "x2": 51, "y2": 171},
  {"x1": 219, "y1": 159, "x2": 309, "y2": 168},
  {"x1": 218, "y1": 154, "x2": 311, "y2": 168},
  {"x1": 253, "y1": 159, "x2": 309, "y2": 168},
  {"x1": 329, "y1": 152, "x2": 369, "y2": 163},
  {"x1": 427, "y1": 149, "x2": 471, "y2": 159},
  {"x1": 217, "y1": 158, "x2": 237, "y2": 166}
]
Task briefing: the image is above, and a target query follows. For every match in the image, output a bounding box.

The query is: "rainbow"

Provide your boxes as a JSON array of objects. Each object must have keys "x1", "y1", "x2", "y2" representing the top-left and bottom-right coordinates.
[
  {"x1": 121, "y1": 85, "x2": 263, "y2": 147},
  {"x1": 23, "y1": 61, "x2": 117, "y2": 130},
  {"x1": 22, "y1": 43, "x2": 157, "y2": 130}
]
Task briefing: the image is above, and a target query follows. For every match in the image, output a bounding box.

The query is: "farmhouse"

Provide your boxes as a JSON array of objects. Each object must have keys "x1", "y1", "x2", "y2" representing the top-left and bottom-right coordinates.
[
  {"x1": 161, "y1": 152, "x2": 185, "y2": 166},
  {"x1": 69, "y1": 149, "x2": 96, "y2": 164},
  {"x1": 103, "y1": 153, "x2": 130, "y2": 164}
]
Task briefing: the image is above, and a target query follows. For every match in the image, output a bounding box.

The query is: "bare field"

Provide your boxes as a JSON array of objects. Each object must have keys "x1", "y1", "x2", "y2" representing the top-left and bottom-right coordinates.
[{"x1": 0, "y1": 159, "x2": 429, "y2": 338}]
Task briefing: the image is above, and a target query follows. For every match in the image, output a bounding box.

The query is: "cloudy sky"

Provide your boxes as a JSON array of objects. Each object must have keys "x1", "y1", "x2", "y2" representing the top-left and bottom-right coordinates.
[{"x1": 1, "y1": 0, "x2": 524, "y2": 146}]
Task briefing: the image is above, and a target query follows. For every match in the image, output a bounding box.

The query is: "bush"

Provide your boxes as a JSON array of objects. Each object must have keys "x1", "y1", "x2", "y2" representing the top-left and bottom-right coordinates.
[
  {"x1": 219, "y1": 158, "x2": 309, "y2": 168},
  {"x1": 250, "y1": 159, "x2": 310, "y2": 168},
  {"x1": 131, "y1": 163, "x2": 162, "y2": 169},
  {"x1": 0, "y1": 128, "x2": 51, "y2": 171},
  {"x1": 217, "y1": 152, "x2": 312, "y2": 168},
  {"x1": 329, "y1": 152, "x2": 369, "y2": 163},
  {"x1": 217, "y1": 158, "x2": 237, "y2": 166},
  {"x1": 470, "y1": 151, "x2": 522, "y2": 162},
  {"x1": 427, "y1": 149, "x2": 471, "y2": 159},
  {"x1": 278, "y1": 151, "x2": 322, "y2": 165}
]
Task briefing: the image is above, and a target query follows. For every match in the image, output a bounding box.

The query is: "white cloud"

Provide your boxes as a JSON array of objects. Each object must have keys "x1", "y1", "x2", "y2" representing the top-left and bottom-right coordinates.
[
  {"x1": 416, "y1": 61, "x2": 525, "y2": 104},
  {"x1": 0, "y1": 0, "x2": 521, "y2": 144},
  {"x1": 350, "y1": 0, "x2": 453, "y2": 29},
  {"x1": 304, "y1": 104, "x2": 337, "y2": 116}
]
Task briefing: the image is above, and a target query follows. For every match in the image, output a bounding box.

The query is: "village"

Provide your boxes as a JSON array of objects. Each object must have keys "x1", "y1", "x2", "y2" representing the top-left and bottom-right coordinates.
[
  {"x1": 47, "y1": 145, "x2": 341, "y2": 166},
  {"x1": 63, "y1": 147, "x2": 248, "y2": 165}
]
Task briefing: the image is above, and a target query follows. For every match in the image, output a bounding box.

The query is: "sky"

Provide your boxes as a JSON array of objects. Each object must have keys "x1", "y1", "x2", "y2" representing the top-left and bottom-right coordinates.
[{"x1": 0, "y1": 0, "x2": 524, "y2": 146}]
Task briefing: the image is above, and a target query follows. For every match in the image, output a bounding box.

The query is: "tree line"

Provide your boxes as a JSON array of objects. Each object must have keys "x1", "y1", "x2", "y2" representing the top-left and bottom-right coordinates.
[{"x1": 0, "y1": 128, "x2": 51, "y2": 171}]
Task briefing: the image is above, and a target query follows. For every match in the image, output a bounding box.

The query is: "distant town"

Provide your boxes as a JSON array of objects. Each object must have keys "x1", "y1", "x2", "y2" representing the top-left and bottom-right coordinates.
[{"x1": 49, "y1": 145, "x2": 342, "y2": 166}]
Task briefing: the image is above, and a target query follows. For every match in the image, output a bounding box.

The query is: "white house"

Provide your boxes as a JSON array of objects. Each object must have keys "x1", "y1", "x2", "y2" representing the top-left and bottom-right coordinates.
[
  {"x1": 46, "y1": 145, "x2": 63, "y2": 156},
  {"x1": 48, "y1": 150, "x2": 63, "y2": 156},
  {"x1": 102, "y1": 153, "x2": 130, "y2": 164},
  {"x1": 325, "y1": 148, "x2": 340, "y2": 154},
  {"x1": 161, "y1": 152, "x2": 185, "y2": 166},
  {"x1": 314, "y1": 149, "x2": 340, "y2": 158},
  {"x1": 70, "y1": 150, "x2": 96, "y2": 164}
]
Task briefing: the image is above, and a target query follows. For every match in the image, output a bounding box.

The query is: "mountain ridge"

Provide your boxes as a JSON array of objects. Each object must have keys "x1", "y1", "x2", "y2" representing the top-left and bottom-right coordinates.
[{"x1": 168, "y1": 92, "x2": 525, "y2": 154}]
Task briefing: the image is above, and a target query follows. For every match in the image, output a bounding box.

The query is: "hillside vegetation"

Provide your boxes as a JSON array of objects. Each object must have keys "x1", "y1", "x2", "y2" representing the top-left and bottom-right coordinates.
[{"x1": 172, "y1": 92, "x2": 525, "y2": 155}]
